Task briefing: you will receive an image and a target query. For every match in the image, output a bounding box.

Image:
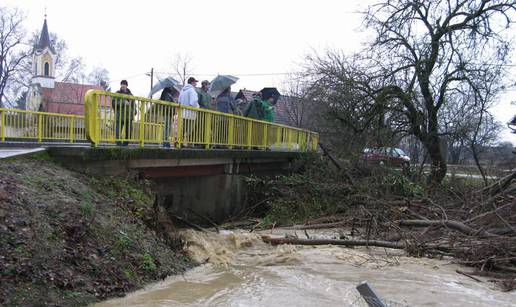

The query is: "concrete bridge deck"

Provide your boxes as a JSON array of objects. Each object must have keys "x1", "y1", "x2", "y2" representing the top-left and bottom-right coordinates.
[{"x1": 47, "y1": 146, "x2": 309, "y2": 177}]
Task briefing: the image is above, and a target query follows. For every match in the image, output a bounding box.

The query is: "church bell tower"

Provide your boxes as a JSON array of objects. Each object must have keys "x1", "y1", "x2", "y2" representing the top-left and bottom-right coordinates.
[{"x1": 32, "y1": 16, "x2": 56, "y2": 89}]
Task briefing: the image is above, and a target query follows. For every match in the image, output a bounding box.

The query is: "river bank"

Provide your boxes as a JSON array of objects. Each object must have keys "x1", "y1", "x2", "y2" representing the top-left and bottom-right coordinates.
[{"x1": 0, "y1": 154, "x2": 193, "y2": 306}]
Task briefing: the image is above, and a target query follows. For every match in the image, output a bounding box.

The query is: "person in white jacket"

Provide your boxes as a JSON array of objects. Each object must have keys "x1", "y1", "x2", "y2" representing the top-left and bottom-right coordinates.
[
  {"x1": 179, "y1": 77, "x2": 200, "y2": 109},
  {"x1": 178, "y1": 77, "x2": 200, "y2": 144}
]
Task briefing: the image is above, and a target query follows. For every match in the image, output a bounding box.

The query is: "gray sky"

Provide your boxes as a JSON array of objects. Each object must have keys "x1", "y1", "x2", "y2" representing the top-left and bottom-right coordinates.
[{"x1": 4, "y1": 0, "x2": 516, "y2": 143}]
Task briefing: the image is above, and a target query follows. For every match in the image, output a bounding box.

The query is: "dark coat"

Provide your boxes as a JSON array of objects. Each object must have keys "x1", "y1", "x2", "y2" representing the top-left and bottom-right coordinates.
[
  {"x1": 112, "y1": 88, "x2": 135, "y2": 122},
  {"x1": 216, "y1": 92, "x2": 235, "y2": 114}
]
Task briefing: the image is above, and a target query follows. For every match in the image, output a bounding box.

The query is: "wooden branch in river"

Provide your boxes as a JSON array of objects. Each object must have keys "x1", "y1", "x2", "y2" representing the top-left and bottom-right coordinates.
[{"x1": 261, "y1": 235, "x2": 406, "y2": 249}]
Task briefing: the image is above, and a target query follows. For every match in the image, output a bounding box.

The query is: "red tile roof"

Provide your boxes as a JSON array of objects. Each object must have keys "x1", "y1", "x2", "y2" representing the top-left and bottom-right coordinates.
[
  {"x1": 235, "y1": 89, "x2": 256, "y2": 102},
  {"x1": 41, "y1": 82, "x2": 103, "y2": 115}
]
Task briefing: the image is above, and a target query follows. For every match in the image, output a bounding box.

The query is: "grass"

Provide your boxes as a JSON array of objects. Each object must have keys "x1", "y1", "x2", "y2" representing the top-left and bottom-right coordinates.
[
  {"x1": 80, "y1": 201, "x2": 95, "y2": 217},
  {"x1": 141, "y1": 252, "x2": 157, "y2": 271}
]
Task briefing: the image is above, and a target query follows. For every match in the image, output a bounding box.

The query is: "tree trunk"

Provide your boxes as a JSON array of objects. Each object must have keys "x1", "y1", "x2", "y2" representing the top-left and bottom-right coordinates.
[
  {"x1": 471, "y1": 144, "x2": 488, "y2": 186},
  {"x1": 424, "y1": 136, "x2": 447, "y2": 185},
  {"x1": 421, "y1": 107, "x2": 447, "y2": 185}
]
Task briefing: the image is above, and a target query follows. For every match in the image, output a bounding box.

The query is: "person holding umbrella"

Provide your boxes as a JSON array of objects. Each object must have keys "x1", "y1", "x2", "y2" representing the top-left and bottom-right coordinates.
[
  {"x1": 208, "y1": 75, "x2": 239, "y2": 111},
  {"x1": 260, "y1": 87, "x2": 280, "y2": 123},
  {"x1": 216, "y1": 86, "x2": 236, "y2": 114}
]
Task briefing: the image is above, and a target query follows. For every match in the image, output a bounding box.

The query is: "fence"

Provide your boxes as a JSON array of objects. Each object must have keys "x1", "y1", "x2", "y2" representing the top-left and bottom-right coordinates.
[
  {"x1": 0, "y1": 108, "x2": 86, "y2": 143},
  {"x1": 84, "y1": 90, "x2": 319, "y2": 151}
]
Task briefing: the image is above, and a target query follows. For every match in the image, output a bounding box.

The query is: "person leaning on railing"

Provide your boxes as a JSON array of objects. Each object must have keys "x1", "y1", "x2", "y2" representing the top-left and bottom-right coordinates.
[{"x1": 112, "y1": 80, "x2": 135, "y2": 146}]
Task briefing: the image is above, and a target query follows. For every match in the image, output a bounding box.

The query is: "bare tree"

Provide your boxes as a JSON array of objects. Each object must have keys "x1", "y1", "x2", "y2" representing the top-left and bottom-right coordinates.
[
  {"x1": 304, "y1": 51, "x2": 408, "y2": 156},
  {"x1": 282, "y1": 74, "x2": 318, "y2": 128},
  {"x1": 345, "y1": 0, "x2": 513, "y2": 184},
  {"x1": 171, "y1": 53, "x2": 194, "y2": 85},
  {"x1": 61, "y1": 57, "x2": 86, "y2": 83},
  {"x1": 87, "y1": 67, "x2": 110, "y2": 89},
  {"x1": 0, "y1": 6, "x2": 30, "y2": 107}
]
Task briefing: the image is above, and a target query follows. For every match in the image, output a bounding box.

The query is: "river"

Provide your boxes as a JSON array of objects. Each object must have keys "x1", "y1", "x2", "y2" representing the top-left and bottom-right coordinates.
[{"x1": 97, "y1": 228, "x2": 516, "y2": 306}]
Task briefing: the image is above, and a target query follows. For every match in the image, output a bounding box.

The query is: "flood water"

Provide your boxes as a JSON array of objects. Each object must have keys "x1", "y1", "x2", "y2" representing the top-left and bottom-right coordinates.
[{"x1": 97, "y1": 229, "x2": 516, "y2": 307}]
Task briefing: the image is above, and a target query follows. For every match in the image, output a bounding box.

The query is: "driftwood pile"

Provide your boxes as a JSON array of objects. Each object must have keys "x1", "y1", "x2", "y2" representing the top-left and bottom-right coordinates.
[{"x1": 262, "y1": 171, "x2": 516, "y2": 290}]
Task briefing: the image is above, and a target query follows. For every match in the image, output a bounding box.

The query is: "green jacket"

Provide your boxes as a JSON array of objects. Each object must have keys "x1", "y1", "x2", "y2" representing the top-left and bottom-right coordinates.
[
  {"x1": 196, "y1": 88, "x2": 211, "y2": 109},
  {"x1": 262, "y1": 99, "x2": 274, "y2": 123},
  {"x1": 244, "y1": 97, "x2": 274, "y2": 122},
  {"x1": 244, "y1": 97, "x2": 264, "y2": 120}
]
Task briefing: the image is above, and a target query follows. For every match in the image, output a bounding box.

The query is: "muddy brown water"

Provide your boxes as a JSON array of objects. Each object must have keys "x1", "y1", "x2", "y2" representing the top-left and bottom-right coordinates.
[{"x1": 97, "y1": 229, "x2": 516, "y2": 307}]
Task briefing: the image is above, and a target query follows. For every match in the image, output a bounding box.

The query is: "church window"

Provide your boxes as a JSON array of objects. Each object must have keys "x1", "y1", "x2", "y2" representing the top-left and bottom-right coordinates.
[{"x1": 44, "y1": 62, "x2": 50, "y2": 76}]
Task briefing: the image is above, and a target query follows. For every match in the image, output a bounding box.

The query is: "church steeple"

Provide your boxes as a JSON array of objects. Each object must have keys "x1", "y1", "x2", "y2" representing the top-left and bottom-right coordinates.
[
  {"x1": 31, "y1": 14, "x2": 56, "y2": 88},
  {"x1": 36, "y1": 17, "x2": 55, "y2": 54}
]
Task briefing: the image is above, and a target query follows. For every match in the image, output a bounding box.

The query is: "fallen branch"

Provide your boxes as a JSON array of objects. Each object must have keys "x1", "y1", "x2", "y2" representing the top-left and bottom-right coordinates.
[
  {"x1": 456, "y1": 270, "x2": 483, "y2": 282},
  {"x1": 286, "y1": 221, "x2": 349, "y2": 230},
  {"x1": 480, "y1": 172, "x2": 516, "y2": 196},
  {"x1": 493, "y1": 264, "x2": 516, "y2": 273},
  {"x1": 318, "y1": 142, "x2": 355, "y2": 185},
  {"x1": 466, "y1": 202, "x2": 514, "y2": 223},
  {"x1": 398, "y1": 219, "x2": 496, "y2": 237},
  {"x1": 187, "y1": 208, "x2": 220, "y2": 233},
  {"x1": 305, "y1": 216, "x2": 346, "y2": 225},
  {"x1": 261, "y1": 235, "x2": 406, "y2": 249},
  {"x1": 486, "y1": 226, "x2": 516, "y2": 236},
  {"x1": 171, "y1": 214, "x2": 208, "y2": 233}
]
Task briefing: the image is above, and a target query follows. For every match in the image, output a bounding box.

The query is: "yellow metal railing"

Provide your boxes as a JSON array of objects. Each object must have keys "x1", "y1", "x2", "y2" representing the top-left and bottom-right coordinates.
[
  {"x1": 84, "y1": 90, "x2": 319, "y2": 151},
  {"x1": 0, "y1": 108, "x2": 86, "y2": 143}
]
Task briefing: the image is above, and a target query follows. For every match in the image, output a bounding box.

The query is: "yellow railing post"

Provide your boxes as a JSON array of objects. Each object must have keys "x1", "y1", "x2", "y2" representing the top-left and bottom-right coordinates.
[
  {"x1": 262, "y1": 123, "x2": 267, "y2": 149},
  {"x1": 95, "y1": 94, "x2": 101, "y2": 146},
  {"x1": 276, "y1": 126, "x2": 281, "y2": 149},
  {"x1": 287, "y1": 129, "x2": 293, "y2": 150},
  {"x1": 204, "y1": 112, "x2": 212, "y2": 149},
  {"x1": 84, "y1": 90, "x2": 100, "y2": 147},
  {"x1": 139, "y1": 101, "x2": 145, "y2": 148},
  {"x1": 177, "y1": 106, "x2": 183, "y2": 148},
  {"x1": 1, "y1": 109, "x2": 4, "y2": 142},
  {"x1": 228, "y1": 115, "x2": 234, "y2": 149},
  {"x1": 247, "y1": 121, "x2": 252, "y2": 149},
  {"x1": 37, "y1": 114, "x2": 43, "y2": 142},
  {"x1": 70, "y1": 115, "x2": 75, "y2": 143}
]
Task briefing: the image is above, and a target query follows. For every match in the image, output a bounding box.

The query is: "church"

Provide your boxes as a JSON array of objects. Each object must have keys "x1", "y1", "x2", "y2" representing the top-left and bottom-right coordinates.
[{"x1": 26, "y1": 17, "x2": 102, "y2": 115}]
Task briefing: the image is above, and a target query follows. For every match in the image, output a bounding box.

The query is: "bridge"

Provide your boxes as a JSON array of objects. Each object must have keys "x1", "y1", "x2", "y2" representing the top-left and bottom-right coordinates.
[{"x1": 0, "y1": 90, "x2": 319, "y2": 222}]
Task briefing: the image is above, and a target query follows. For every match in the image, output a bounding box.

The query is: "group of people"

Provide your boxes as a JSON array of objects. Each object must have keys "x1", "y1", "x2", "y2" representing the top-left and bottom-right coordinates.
[
  {"x1": 111, "y1": 77, "x2": 278, "y2": 147},
  {"x1": 160, "y1": 77, "x2": 275, "y2": 123}
]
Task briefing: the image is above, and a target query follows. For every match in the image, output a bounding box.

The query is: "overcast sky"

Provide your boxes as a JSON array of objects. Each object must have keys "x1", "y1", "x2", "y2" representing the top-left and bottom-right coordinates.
[{"x1": 4, "y1": 0, "x2": 516, "y2": 143}]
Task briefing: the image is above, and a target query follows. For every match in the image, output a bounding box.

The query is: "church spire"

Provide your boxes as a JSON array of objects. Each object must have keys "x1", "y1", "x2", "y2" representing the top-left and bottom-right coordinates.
[{"x1": 36, "y1": 15, "x2": 55, "y2": 53}]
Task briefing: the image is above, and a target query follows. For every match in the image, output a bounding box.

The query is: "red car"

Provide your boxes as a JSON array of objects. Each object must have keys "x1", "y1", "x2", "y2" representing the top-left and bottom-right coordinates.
[{"x1": 362, "y1": 147, "x2": 411, "y2": 168}]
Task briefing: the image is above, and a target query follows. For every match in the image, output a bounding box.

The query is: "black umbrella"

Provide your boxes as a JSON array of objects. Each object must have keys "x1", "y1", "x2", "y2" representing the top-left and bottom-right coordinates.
[{"x1": 260, "y1": 87, "x2": 281, "y2": 104}]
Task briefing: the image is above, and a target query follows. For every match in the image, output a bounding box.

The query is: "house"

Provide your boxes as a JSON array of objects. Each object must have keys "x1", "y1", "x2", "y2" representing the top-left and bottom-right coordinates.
[{"x1": 26, "y1": 17, "x2": 102, "y2": 115}]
